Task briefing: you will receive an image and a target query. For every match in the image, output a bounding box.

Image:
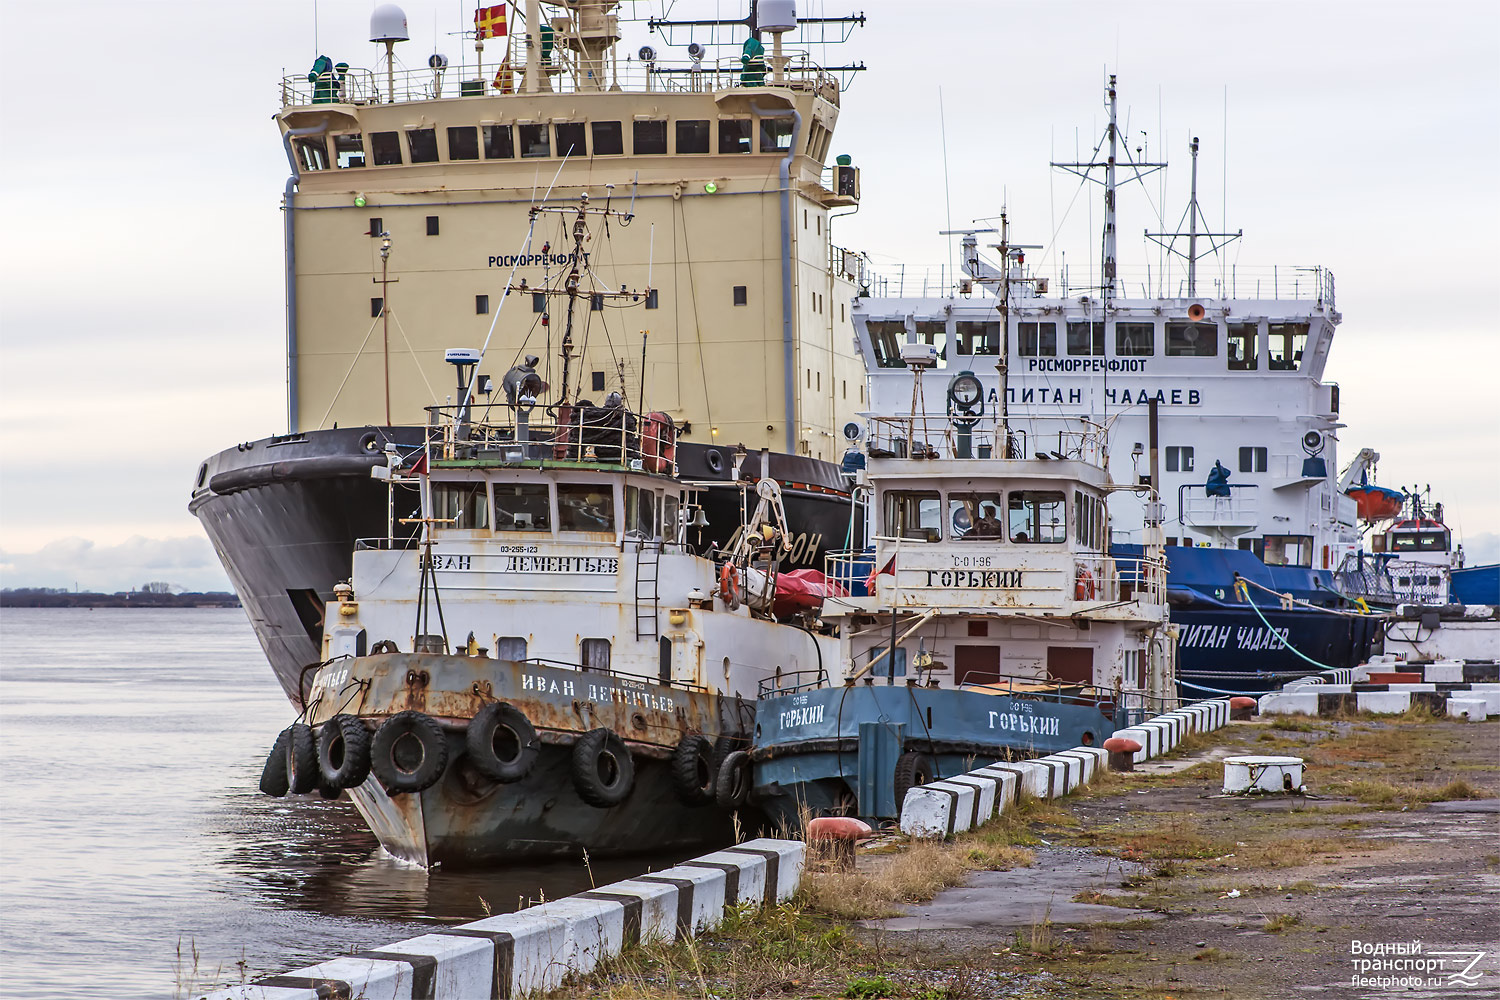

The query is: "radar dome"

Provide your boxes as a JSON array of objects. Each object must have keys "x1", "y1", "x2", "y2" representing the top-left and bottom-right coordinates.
[
  {"x1": 757, "y1": 0, "x2": 797, "y2": 32},
  {"x1": 370, "y1": 4, "x2": 410, "y2": 43}
]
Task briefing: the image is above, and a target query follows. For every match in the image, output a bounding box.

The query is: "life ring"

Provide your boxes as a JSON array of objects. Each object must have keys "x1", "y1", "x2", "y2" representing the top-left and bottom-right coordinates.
[
  {"x1": 285, "y1": 722, "x2": 320, "y2": 794},
  {"x1": 670, "y1": 734, "x2": 717, "y2": 805},
  {"x1": 317, "y1": 714, "x2": 372, "y2": 789},
  {"x1": 466, "y1": 702, "x2": 539, "y2": 783},
  {"x1": 260, "y1": 728, "x2": 291, "y2": 797},
  {"x1": 571, "y1": 728, "x2": 635, "y2": 807},
  {"x1": 715, "y1": 749, "x2": 752, "y2": 808},
  {"x1": 720, "y1": 563, "x2": 743, "y2": 610},
  {"x1": 370, "y1": 710, "x2": 449, "y2": 794},
  {"x1": 1074, "y1": 566, "x2": 1097, "y2": 600}
]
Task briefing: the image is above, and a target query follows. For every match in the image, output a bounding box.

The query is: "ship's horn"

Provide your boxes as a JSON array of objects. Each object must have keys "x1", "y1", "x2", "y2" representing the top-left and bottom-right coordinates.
[{"x1": 1187, "y1": 303, "x2": 1207, "y2": 322}]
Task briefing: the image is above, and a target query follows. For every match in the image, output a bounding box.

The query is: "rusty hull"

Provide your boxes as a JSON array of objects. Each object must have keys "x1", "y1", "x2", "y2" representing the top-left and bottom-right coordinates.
[{"x1": 307, "y1": 654, "x2": 749, "y2": 866}]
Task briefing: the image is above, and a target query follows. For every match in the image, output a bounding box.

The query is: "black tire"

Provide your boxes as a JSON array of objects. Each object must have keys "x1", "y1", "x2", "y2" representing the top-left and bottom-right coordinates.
[
  {"x1": 316, "y1": 785, "x2": 342, "y2": 800},
  {"x1": 570, "y1": 728, "x2": 635, "y2": 808},
  {"x1": 317, "y1": 714, "x2": 372, "y2": 789},
  {"x1": 259, "y1": 729, "x2": 290, "y2": 797},
  {"x1": 893, "y1": 750, "x2": 936, "y2": 813},
  {"x1": 715, "y1": 750, "x2": 752, "y2": 809},
  {"x1": 370, "y1": 711, "x2": 449, "y2": 794},
  {"x1": 465, "y1": 702, "x2": 539, "y2": 783},
  {"x1": 285, "y1": 722, "x2": 319, "y2": 794},
  {"x1": 670, "y1": 734, "x2": 717, "y2": 805}
]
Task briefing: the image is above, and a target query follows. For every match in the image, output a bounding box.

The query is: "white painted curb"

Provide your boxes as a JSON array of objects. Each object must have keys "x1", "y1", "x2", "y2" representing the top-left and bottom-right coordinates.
[{"x1": 197, "y1": 839, "x2": 803, "y2": 1000}]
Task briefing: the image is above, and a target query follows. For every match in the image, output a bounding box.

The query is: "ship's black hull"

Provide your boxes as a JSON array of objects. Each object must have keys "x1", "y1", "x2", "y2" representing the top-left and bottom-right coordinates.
[
  {"x1": 190, "y1": 427, "x2": 856, "y2": 704},
  {"x1": 1174, "y1": 606, "x2": 1380, "y2": 695}
]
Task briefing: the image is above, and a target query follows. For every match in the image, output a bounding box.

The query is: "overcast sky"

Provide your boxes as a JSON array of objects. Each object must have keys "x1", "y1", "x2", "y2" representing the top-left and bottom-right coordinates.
[{"x1": 1, "y1": 0, "x2": 1496, "y2": 592}]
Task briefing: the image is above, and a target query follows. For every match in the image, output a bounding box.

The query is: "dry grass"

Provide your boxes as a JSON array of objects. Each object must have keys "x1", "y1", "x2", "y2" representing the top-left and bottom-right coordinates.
[
  {"x1": 1262, "y1": 912, "x2": 1302, "y2": 933},
  {"x1": 1331, "y1": 776, "x2": 1493, "y2": 807},
  {"x1": 799, "y1": 840, "x2": 970, "y2": 920}
]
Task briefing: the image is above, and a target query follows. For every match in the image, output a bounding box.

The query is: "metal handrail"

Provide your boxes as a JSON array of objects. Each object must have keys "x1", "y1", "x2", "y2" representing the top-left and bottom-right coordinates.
[
  {"x1": 757, "y1": 668, "x2": 831, "y2": 698},
  {"x1": 425, "y1": 402, "x2": 674, "y2": 472}
]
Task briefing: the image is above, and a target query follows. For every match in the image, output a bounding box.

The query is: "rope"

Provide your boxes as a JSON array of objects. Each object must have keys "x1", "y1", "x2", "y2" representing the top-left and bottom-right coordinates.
[
  {"x1": 1235, "y1": 572, "x2": 1376, "y2": 620},
  {"x1": 1234, "y1": 578, "x2": 1338, "y2": 671}
]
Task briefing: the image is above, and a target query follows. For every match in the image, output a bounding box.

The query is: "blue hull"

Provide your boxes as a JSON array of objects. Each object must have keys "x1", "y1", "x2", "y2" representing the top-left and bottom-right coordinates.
[
  {"x1": 749, "y1": 684, "x2": 1117, "y2": 828},
  {"x1": 1452, "y1": 564, "x2": 1500, "y2": 605}
]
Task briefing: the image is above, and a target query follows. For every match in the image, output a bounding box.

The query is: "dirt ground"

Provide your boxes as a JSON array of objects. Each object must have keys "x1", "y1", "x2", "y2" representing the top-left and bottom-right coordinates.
[{"x1": 864, "y1": 716, "x2": 1500, "y2": 999}]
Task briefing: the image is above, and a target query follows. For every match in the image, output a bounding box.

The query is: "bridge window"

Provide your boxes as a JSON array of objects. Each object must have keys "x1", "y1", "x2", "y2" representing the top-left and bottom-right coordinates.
[
  {"x1": 1391, "y1": 531, "x2": 1448, "y2": 552},
  {"x1": 1115, "y1": 322, "x2": 1154, "y2": 357},
  {"x1": 1018, "y1": 322, "x2": 1057, "y2": 357},
  {"x1": 949, "y1": 493, "x2": 1004, "y2": 540},
  {"x1": 558, "y1": 483, "x2": 615, "y2": 532},
  {"x1": 371, "y1": 131, "x2": 402, "y2": 166},
  {"x1": 719, "y1": 118, "x2": 752, "y2": 153},
  {"x1": 432, "y1": 482, "x2": 490, "y2": 529},
  {"x1": 407, "y1": 128, "x2": 439, "y2": 163},
  {"x1": 1268, "y1": 323, "x2": 1308, "y2": 371},
  {"x1": 1074, "y1": 491, "x2": 1106, "y2": 548},
  {"x1": 676, "y1": 119, "x2": 710, "y2": 154},
  {"x1": 447, "y1": 126, "x2": 479, "y2": 160},
  {"x1": 332, "y1": 133, "x2": 365, "y2": 168},
  {"x1": 1165, "y1": 446, "x2": 1194, "y2": 472},
  {"x1": 592, "y1": 121, "x2": 623, "y2": 155},
  {"x1": 1263, "y1": 534, "x2": 1313, "y2": 568},
  {"x1": 1228, "y1": 323, "x2": 1257, "y2": 370},
  {"x1": 884, "y1": 490, "x2": 942, "y2": 542},
  {"x1": 760, "y1": 117, "x2": 794, "y2": 153},
  {"x1": 483, "y1": 124, "x2": 515, "y2": 159},
  {"x1": 1166, "y1": 322, "x2": 1217, "y2": 357},
  {"x1": 1067, "y1": 321, "x2": 1105, "y2": 356},
  {"x1": 294, "y1": 137, "x2": 329, "y2": 171},
  {"x1": 914, "y1": 320, "x2": 947, "y2": 365},
  {"x1": 633, "y1": 120, "x2": 667, "y2": 154},
  {"x1": 493, "y1": 483, "x2": 551, "y2": 531},
  {"x1": 955, "y1": 321, "x2": 1001, "y2": 356},
  {"x1": 1238, "y1": 446, "x2": 1268, "y2": 473},
  {"x1": 555, "y1": 123, "x2": 586, "y2": 157},
  {"x1": 519, "y1": 124, "x2": 551, "y2": 158},
  {"x1": 867, "y1": 320, "x2": 907, "y2": 368},
  {"x1": 626, "y1": 486, "x2": 658, "y2": 539},
  {"x1": 1008, "y1": 491, "x2": 1066, "y2": 543}
]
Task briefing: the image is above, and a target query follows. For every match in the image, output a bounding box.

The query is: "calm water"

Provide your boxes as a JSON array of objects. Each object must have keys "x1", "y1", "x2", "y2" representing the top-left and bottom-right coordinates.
[{"x1": 0, "y1": 608, "x2": 680, "y2": 999}]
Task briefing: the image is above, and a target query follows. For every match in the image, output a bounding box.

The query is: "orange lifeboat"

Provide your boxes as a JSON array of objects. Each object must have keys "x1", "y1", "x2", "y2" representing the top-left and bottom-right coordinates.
[{"x1": 1346, "y1": 485, "x2": 1403, "y2": 522}]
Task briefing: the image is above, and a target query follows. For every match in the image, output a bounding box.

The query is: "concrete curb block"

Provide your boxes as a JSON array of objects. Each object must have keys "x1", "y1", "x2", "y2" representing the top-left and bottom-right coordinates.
[{"x1": 197, "y1": 839, "x2": 804, "y2": 1000}]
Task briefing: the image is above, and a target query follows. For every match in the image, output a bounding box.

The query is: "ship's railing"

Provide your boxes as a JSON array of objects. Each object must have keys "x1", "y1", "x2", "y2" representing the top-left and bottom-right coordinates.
[
  {"x1": 862, "y1": 261, "x2": 1336, "y2": 308},
  {"x1": 1179, "y1": 483, "x2": 1259, "y2": 528},
  {"x1": 865, "y1": 414, "x2": 1107, "y2": 467},
  {"x1": 828, "y1": 242, "x2": 867, "y2": 285},
  {"x1": 758, "y1": 668, "x2": 831, "y2": 698},
  {"x1": 1335, "y1": 556, "x2": 1449, "y2": 607},
  {"x1": 282, "y1": 53, "x2": 839, "y2": 108},
  {"x1": 424, "y1": 402, "x2": 675, "y2": 472}
]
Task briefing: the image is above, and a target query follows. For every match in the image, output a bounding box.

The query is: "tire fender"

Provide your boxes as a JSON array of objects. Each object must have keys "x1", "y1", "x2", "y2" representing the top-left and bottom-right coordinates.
[
  {"x1": 466, "y1": 702, "x2": 540, "y2": 783},
  {"x1": 317, "y1": 714, "x2": 372, "y2": 789},
  {"x1": 285, "y1": 722, "x2": 319, "y2": 794},
  {"x1": 570, "y1": 728, "x2": 635, "y2": 807},
  {"x1": 670, "y1": 734, "x2": 717, "y2": 805},
  {"x1": 715, "y1": 749, "x2": 752, "y2": 809},
  {"x1": 370, "y1": 710, "x2": 449, "y2": 794}
]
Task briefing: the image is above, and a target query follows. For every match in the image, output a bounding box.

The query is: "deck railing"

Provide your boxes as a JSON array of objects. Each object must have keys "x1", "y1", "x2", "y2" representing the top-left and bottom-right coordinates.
[
  {"x1": 865, "y1": 414, "x2": 1106, "y2": 467},
  {"x1": 424, "y1": 402, "x2": 675, "y2": 472}
]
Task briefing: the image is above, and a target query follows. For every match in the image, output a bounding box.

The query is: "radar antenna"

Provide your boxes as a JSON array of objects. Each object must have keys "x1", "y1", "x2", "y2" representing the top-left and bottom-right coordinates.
[{"x1": 1145, "y1": 137, "x2": 1242, "y2": 297}]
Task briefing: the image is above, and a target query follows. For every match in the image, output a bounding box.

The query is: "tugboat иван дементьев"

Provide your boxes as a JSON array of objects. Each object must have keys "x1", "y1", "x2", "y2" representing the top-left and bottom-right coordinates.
[
  {"x1": 747, "y1": 229, "x2": 1180, "y2": 828},
  {"x1": 189, "y1": 1, "x2": 874, "y2": 710}
]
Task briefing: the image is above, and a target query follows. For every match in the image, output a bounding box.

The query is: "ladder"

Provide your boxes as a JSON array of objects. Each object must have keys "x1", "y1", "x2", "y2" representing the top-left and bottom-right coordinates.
[{"x1": 634, "y1": 540, "x2": 661, "y2": 640}]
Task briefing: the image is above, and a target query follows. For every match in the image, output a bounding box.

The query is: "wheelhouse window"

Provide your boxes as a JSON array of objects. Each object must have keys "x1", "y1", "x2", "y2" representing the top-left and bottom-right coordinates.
[
  {"x1": 558, "y1": 483, "x2": 615, "y2": 532},
  {"x1": 1073, "y1": 491, "x2": 1106, "y2": 549},
  {"x1": 1018, "y1": 321, "x2": 1057, "y2": 357},
  {"x1": 663, "y1": 494, "x2": 680, "y2": 541},
  {"x1": 866, "y1": 320, "x2": 907, "y2": 369},
  {"x1": 914, "y1": 320, "x2": 947, "y2": 365},
  {"x1": 955, "y1": 320, "x2": 1000, "y2": 356},
  {"x1": 719, "y1": 118, "x2": 752, "y2": 153},
  {"x1": 447, "y1": 126, "x2": 479, "y2": 160},
  {"x1": 1391, "y1": 530, "x2": 1448, "y2": 552},
  {"x1": 633, "y1": 120, "x2": 667, "y2": 154},
  {"x1": 1262, "y1": 534, "x2": 1313, "y2": 568},
  {"x1": 1165, "y1": 446, "x2": 1194, "y2": 473},
  {"x1": 1115, "y1": 322, "x2": 1154, "y2": 357},
  {"x1": 406, "y1": 128, "x2": 439, "y2": 163},
  {"x1": 493, "y1": 482, "x2": 551, "y2": 531},
  {"x1": 591, "y1": 121, "x2": 623, "y2": 155},
  {"x1": 1067, "y1": 321, "x2": 1104, "y2": 356},
  {"x1": 370, "y1": 131, "x2": 402, "y2": 166},
  {"x1": 676, "y1": 120, "x2": 709, "y2": 154},
  {"x1": 519, "y1": 124, "x2": 550, "y2": 158},
  {"x1": 431, "y1": 482, "x2": 489, "y2": 529},
  {"x1": 948, "y1": 492, "x2": 1005, "y2": 540},
  {"x1": 884, "y1": 490, "x2": 941, "y2": 542},
  {"x1": 1008, "y1": 491, "x2": 1066, "y2": 543},
  {"x1": 554, "y1": 122, "x2": 586, "y2": 157},
  {"x1": 1238, "y1": 446, "x2": 1268, "y2": 473},
  {"x1": 1268, "y1": 323, "x2": 1308, "y2": 371},
  {"x1": 625, "y1": 486, "x2": 658, "y2": 538},
  {"x1": 482, "y1": 124, "x2": 515, "y2": 159},
  {"x1": 332, "y1": 133, "x2": 365, "y2": 168},
  {"x1": 760, "y1": 117, "x2": 794, "y2": 153},
  {"x1": 1227, "y1": 323, "x2": 1257, "y2": 370},
  {"x1": 294, "y1": 137, "x2": 329, "y2": 171},
  {"x1": 1166, "y1": 322, "x2": 1217, "y2": 357}
]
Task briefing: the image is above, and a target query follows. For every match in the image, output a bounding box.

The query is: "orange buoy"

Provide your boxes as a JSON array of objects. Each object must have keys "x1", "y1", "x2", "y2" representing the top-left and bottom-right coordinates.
[
  {"x1": 807, "y1": 816, "x2": 873, "y2": 841},
  {"x1": 1102, "y1": 737, "x2": 1141, "y2": 753}
]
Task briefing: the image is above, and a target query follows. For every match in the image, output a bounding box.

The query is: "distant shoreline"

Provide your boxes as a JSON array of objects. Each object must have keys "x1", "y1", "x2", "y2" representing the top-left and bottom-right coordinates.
[{"x1": 1, "y1": 593, "x2": 242, "y2": 609}]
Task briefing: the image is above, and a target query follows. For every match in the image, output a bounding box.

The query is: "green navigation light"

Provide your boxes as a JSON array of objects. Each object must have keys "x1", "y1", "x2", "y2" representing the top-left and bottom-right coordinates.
[
  {"x1": 704, "y1": 181, "x2": 718, "y2": 194},
  {"x1": 354, "y1": 194, "x2": 367, "y2": 207}
]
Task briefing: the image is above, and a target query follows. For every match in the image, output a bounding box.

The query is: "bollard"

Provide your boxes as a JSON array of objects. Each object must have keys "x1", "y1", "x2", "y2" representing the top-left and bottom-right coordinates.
[
  {"x1": 1102, "y1": 737, "x2": 1141, "y2": 772},
  {"x1": 1229, "y1": 696, "x2": 1257, "y2": 721},
  {"x1": 806, "y1": 816, "x2": 871, "y2": 870}
]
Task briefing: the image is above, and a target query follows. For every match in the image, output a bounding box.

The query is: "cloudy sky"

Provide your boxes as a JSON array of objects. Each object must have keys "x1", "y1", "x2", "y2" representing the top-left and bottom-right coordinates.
[{"x1": 1, "y1": 0, "x2": 1496, "y2": 592}]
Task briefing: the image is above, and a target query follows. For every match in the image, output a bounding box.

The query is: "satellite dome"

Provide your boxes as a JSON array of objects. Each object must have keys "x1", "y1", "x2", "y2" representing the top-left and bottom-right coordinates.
[{"x1": 370, "y1": 4, "x2": 410, "y2": 43}]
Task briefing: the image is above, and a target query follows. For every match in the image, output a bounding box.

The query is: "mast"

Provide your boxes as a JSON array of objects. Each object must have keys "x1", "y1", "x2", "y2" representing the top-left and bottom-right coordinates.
[{"x1": 1146, "y1": 137, "x2": 1241, "y2": 298}]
